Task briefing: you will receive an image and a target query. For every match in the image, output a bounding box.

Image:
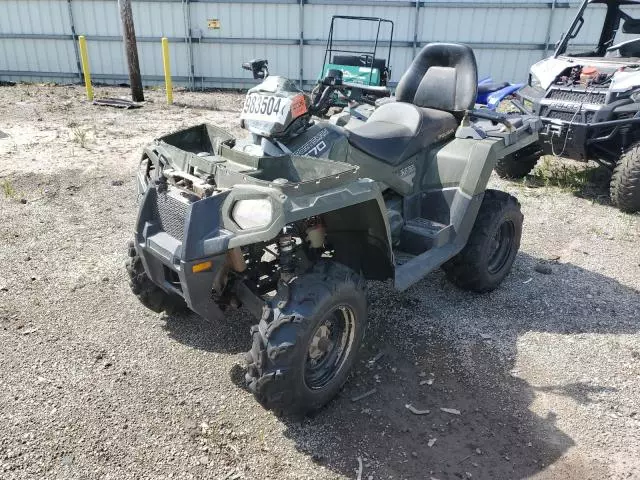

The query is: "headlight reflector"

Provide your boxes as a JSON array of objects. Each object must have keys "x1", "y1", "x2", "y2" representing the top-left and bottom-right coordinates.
[
  {"x1": 231, "y1": 199, "x2": 273, "y2": 229},
  {"x1": 529, "y1": 73, "x2": 542, "y2": 89}
]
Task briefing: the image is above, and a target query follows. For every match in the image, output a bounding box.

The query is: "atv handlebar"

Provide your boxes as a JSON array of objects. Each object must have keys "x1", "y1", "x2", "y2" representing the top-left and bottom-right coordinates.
[{"x1": 309, "y1": 81, "x2": 391, "y2": 116}]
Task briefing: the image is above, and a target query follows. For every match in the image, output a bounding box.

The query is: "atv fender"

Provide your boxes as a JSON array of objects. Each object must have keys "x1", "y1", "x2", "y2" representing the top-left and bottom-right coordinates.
[{"x1": 220, "y1": 179, "x2": 394, "y2": 281}]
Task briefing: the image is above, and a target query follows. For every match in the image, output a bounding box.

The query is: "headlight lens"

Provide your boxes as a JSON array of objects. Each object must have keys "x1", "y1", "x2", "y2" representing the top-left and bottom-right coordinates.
[
  {"x1": 529, "y1": 73, "x2": 542, "y2": 89},
  {"x1": 231, "y1": 199, "x2": 273, "y2": 229}
]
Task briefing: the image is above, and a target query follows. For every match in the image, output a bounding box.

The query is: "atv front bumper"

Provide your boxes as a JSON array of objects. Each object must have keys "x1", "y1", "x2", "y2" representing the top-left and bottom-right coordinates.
[{"x1": 133, "y1": 183, "x2": 233, "y2": 320}]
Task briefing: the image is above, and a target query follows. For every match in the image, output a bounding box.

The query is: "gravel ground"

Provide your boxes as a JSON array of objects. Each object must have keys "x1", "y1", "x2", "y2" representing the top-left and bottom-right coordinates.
[{"x1": 1, "y1": 84, "x2": 639, "y2": 480}]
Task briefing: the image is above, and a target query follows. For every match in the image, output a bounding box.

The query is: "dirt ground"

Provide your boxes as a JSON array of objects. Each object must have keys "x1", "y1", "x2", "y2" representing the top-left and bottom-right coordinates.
[{"x1": 1, "y1": 84, "x2": 639, "y2": 480}]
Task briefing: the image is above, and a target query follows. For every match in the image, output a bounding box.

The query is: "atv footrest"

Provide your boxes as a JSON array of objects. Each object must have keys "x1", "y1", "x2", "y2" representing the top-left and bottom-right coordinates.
[
  {"x1": 400, "y1": 217, "x2": 453, "y2": 254},
  {"x1": 394, "y1": 243, "x2": 461, "y2": 291}
]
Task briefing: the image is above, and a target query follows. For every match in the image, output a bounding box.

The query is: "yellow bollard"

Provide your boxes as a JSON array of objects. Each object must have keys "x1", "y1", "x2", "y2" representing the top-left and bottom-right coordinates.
[
  {"x1": 78, "y1": 35, "x2": 94, "y2": 101},
  {"x1": 161, "y1": 37, "x2": 173, "y2": 105}
]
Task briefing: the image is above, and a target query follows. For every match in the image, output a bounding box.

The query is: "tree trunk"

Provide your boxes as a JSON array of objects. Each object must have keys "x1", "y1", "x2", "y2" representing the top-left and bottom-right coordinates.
[{"x1": 118, "y1": 0, "x2": 144, "y2": 102}]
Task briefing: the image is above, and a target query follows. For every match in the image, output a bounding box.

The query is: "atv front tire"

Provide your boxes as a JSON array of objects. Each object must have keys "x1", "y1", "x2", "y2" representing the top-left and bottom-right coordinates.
[
  {"x1": 610, "y1": 142, "x2": 640, "y2": 213},
  {"x1": 245, "y1": 261, "x2": 367, "y2": 415},
  {"x1": 494, "y1": 144, "x2": 541, "y2": 179},
  {"x1": 126, "y1": 241, "x2": 186, "y2": 314},
  {"x1": 442, "y1": 190, "x2": 523, "y2": 292}
]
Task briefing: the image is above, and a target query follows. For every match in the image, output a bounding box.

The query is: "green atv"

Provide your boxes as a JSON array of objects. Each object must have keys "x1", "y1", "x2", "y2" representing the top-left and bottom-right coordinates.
[{"x1": 127, "y1": 43, "x2": 541, "y2": 415}]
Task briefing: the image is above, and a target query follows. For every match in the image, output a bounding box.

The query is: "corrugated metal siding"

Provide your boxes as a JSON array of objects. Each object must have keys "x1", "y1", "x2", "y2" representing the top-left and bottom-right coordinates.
[{"x1": 0, "y1": 0, "x2": 589, "y2": 88}]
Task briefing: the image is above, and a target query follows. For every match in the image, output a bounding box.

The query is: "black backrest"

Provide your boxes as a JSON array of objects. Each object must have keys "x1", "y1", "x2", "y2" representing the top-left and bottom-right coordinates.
[{"x1": 395, "y1": 43, "x2": 478, "y2": 114}]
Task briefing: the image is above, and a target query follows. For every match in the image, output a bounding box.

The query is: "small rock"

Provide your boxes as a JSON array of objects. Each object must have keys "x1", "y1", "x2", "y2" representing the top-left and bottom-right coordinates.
[
  {"x1": 534, "y1": 262, "x2": 552, "y2": 274},
  {"x1": 440, "y1": 408, "x2": 461, "y2": 415},
  {"x1": 406, "y1": 404, "x2": 430, "y2": 415},
  {"x1": 111, "y1": 180, "x2": 125, "y2": 187},
  {"x1": 475, "y1": 448, "x2": 482, "y2": 455},
  {"x1": 479, "y1": 333, "x2": 491, "y2": 340},
  {"x1": 19, "y1": 198, "x2": 27, "y2": 205},
  {"x1": 411, "y1": 451, "x2": 418, "y2": 458},
  {"x1": 198, "y1": 456, "x2": 208, "y2": 465},
  {"x1": 428, "y1": 438, "x2": 437, "y2": 448}
]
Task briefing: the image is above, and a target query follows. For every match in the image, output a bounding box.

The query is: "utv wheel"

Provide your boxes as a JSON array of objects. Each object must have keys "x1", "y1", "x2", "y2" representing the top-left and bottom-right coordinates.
[
  {"x1": 494, "y1": 144, "x2": 541, "y2": 179},
  {"x1": 245, "y1": 261, "x2": 367, "y2": 415},
  {"x1": 610, "y1": 142, "x2": 640, "y2": 213},
  {"x1": 442, "y1": 190, "x2": 523, "y2": 292},
  {"x1": 126, "y1": 241, "x2": 186, "y2": 314}
]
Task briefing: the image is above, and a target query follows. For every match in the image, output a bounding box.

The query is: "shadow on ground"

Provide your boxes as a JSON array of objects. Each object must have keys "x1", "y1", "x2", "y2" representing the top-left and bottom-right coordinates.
[
  {"x1": 163, "y1": 251, "x2": 639, "y2": 479},
  {"x1": 525, "y1": 157, "x2": 616, "y2": 208}
]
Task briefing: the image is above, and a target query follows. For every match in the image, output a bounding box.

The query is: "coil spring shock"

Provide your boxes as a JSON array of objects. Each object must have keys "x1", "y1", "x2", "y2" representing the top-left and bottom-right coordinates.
[
  {"x1": 275, "y1": 226, "x2": 296, "y2": 308},
  {"x1": 277, "y1": 226, "x2": 295, "y2": 278}
]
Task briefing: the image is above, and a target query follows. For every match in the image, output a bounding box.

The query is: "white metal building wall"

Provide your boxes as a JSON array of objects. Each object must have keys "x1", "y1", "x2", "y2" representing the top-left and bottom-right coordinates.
[{"x1": 0, "y1": 0, "x2": 587, "y2": 89}]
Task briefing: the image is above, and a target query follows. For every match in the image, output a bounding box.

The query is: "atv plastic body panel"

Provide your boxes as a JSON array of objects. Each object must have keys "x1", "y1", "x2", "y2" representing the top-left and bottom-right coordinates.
[{"x1": 133, "y1": 124, "x2": 391, "y2": 320}]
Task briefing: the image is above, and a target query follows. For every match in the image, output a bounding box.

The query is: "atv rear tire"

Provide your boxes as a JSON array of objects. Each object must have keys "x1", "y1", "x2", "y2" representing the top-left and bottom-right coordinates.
[
  {"x1": 126, "y1": 241, "x2": 186, "y2": 314},
  {"x1": 494, "y1": 144, "x2": 541, "y2": 179},
  {"x1": 442, "y1": 190, "x2": 522, "y2": 292},
  {"x1": 610, "y1": 142, "x2": 640, "y2": 213},
  {"x1": 245, "y1": 261, "x2": 367, "y2": 415}
]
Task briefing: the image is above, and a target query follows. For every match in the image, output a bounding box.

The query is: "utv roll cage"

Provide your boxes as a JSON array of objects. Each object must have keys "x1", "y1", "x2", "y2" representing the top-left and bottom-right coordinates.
[
  {"x1": 555, "y1": 0, "x2": 640, "y2": 57},
  {"x1": 321, "y1": 15, "x2": 394, "y2": 86}
]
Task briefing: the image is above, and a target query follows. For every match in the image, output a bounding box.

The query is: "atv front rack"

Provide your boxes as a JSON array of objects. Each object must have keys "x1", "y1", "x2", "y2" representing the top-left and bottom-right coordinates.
[{"x1": 152, "y1": 123, "x2": 360, "y2": 196}]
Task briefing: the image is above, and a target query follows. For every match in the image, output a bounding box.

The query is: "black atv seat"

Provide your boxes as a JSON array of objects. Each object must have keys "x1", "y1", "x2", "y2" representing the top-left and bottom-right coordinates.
[
  {"x1": 346, "y1": 103, "x2": 457, "y2": 166},
  {"x1": 346, "y1": 43, "x2": 478, "y2": 166}
]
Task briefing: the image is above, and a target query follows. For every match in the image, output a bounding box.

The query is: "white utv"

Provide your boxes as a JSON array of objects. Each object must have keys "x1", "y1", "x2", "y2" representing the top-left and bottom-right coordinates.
[{"x1": 515, "y1": 0, "x2": 640, "y2": 212}]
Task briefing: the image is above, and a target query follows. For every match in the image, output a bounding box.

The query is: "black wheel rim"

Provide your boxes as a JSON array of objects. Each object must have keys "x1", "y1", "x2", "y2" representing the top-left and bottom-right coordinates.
[
  {"x1": 488, "y1": 220, "x2": 515, "y2": 275},
  {"x1": 304, "y1": 305, "x2": 356, "y2": 390}
]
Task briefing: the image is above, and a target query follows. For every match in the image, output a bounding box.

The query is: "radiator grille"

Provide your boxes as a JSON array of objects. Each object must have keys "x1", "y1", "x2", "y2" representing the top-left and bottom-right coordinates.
[
  {"x1": 153, "y1": 192, "x2": 188, "y2": 241},
  {"x1": 546, "y1": 110, "x2": 578, "y2": 122},
  {"x1": 546, "y1": 89, "x2": 606, "y2": 104},
  {"x1": 541, "y1": 108, "x2": 596, "y2": 123}
]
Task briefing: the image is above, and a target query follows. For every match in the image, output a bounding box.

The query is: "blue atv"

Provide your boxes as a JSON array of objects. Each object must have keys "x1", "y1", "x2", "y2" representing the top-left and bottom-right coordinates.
[{"x1": 476, "y1": 77, "x2": 524, "y2": 110}]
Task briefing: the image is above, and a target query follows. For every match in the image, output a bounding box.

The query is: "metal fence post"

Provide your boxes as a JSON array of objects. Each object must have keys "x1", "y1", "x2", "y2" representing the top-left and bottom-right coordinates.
[
  {"x1": 183, "y1": 0, "x2": 195, "y2": 90},
  {"x1": 543, "y1": 0, "x2": 558, "y2": 58},
  {"x1": 299, "y1": 0, "x2": 304, "y2": 89},
  {"x1": 66, "y1": 0, "x2": 83, "y2": 81}
]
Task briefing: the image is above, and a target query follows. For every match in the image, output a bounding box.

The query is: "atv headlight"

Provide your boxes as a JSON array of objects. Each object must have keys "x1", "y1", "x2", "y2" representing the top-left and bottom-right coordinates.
[
  {"x1": 529, "y1": 73, "x2": 542, "y2": 89},
  {"x1": 231, "y1": 199, "x2": 273, "y2": 229}
]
